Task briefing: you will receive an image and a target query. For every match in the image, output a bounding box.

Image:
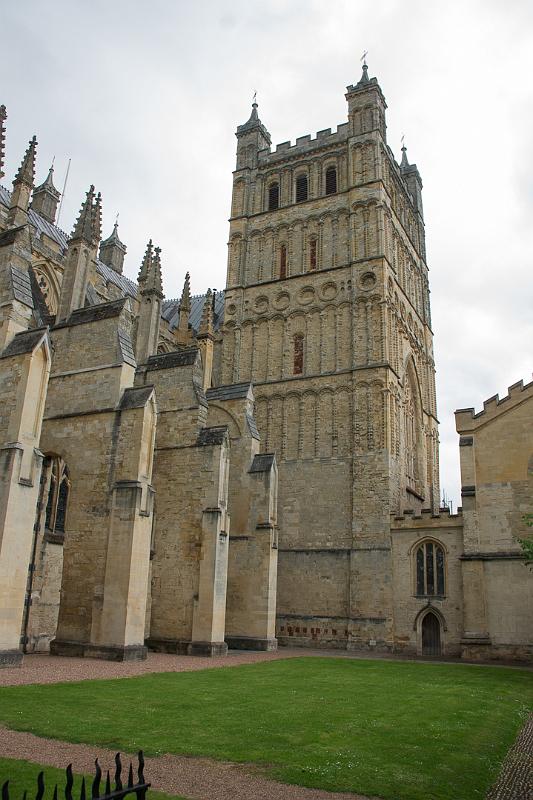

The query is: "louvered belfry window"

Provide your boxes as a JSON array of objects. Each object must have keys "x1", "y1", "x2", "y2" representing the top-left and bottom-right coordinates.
[
  {"x1": 280, "y1": 244, "x2": 287, "y2": 279},
  {"x1": 309, "y1": 238, "x2": 317, "y2": 270},
  {"x1": 325, "y1": 166, "x2": 337, "y2": 195},
  {"x1": 293, "y1": 333, "x2": 304, "y2": 374},
  {"x1": 268, "y1": 182, "x2": 279, "y2": 211},
  {"x1": 295, "y1": 174, "x2": 308, "y2": 203}
]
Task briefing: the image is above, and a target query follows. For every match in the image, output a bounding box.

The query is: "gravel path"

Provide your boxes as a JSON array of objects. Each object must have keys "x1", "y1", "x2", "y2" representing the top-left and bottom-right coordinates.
[
  {"x1": 0, "y1": 650, "x2": 303, "y2": 686},
  {"x1": 0, "y1": 727, "x2": 373, "y2": 800},
  {"x1": 486, "y1": 713, "x2": 533, "y2": 800}
]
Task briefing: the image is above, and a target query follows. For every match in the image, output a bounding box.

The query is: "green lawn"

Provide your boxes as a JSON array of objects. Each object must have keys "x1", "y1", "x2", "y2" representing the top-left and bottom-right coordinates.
[
  {"x1": 0, "y1": 758, "x2": 186, "y2": 800},
  {"x1": 0, "y1": 658, "x2": 531, "y2": 800}
]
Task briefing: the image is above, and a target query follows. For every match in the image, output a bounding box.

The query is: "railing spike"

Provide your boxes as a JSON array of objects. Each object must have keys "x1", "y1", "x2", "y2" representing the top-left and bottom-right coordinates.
[
  {"x1": 36, "y1": 772, "x2": 45, "y2": 800},
  {"x1": 91, "y1": 760, "x2": 101, "y2": 800},
  {"x1": 127, "y1": 764, "x2": 133, "y2": 789},
  {"x1": 104, "y1": 772, "x2": 110, "y2": 797},
  {"x1": 114, "y1": 754, "x2": 122, "y2": 792},
  {"x1": 1, "y1": 780, "x2": 9, "y2": 800},
  {"x1": 137, "y1": 752, "x2": 145, "y2": 784},
  {"x1": 52, "y1": 785, "x2": 58, "y2": 800},
  {"x1": 22, "y1": 791, "x2": 27, "y2": 800},
  {"x1": 79, "y1": 777, "x2": 86, "y2": 800},
  {"x1": 65, "y1": 765, "x2": 73, "y2": 800}
]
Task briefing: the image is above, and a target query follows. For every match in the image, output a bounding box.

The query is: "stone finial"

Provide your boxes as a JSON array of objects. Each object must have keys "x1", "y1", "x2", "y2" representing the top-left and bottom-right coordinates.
[
  {"x1": 0, "y1": 105, "x2": 7, "y2": 180},
  {"x1": 401, "y1": 144, "x2": 409, "y2": 169},
  {"x1": 138, "y1": 239, "x2": 153, "y2": 284},
  {"x1": 198, "y1": 288, "x2": 214, "y2": 337},
  {"x1": 71, "y1": 185, "x2": 96, "y2": 243},
  {"x1": 13, "y1": 135, "x2": 37, "y2": 188},
  {"x1": 180, "y1": 271, "x2": 191, "y2": 311},
  {"x1": 91, "y1": 192, "x2": 102, "y2": 246}
]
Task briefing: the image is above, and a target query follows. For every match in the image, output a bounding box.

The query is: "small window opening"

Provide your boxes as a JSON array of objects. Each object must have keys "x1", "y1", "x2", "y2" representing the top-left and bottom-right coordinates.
[
  {"x1": 44, "y1": 456, "x2": 70, "y2": 540},
  {"x1": 280, "y1": 244, "x2": 287, "y2": 279},
  {"x1": 293, "y1": 333, "x2": 304, "y2": 375},
  {"x1": 268, "y1": 182, "x2": 279, "y2": 211},
  {"x1": 295, "y1": 174, "x2": 308, "y2": 203},
  {"x1": 325, "y1": 166, "x2": 337, "y2": 195},
  {"x1": 309, "y1": 238, "x2": 317, "y2": 271}
]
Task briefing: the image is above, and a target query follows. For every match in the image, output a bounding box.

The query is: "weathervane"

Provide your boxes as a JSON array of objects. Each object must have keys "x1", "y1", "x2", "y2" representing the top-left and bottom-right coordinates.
[
  {"x1": 361, "y1": 50, "x2": 368, "y2": 66},
  {"x1": 401, "y1": 134, "x2": 405, "y2": 148},
  {"x1": 253, "y1": 89, "x2": 257, "y2": 104}
]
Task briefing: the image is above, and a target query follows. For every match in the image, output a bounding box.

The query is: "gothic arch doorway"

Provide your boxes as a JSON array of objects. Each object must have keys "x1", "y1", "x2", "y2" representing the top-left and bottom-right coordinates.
[{"x1": 421, "y1": 611, "x2": 441, "y2": 656}]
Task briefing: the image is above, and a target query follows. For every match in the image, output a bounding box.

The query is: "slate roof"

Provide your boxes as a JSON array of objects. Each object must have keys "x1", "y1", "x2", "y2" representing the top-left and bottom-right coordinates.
[
  {"x1": 162, "y1": 290, "x2": 225, "y2": 333},
  {"x1": 0, "y1": 184, "x2": 225, "y2": 330}
]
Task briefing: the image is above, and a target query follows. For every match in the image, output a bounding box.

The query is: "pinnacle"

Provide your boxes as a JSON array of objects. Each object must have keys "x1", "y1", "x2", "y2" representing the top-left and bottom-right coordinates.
[
  {"x1": 401, "y1": 144, "x2": 409, "y2": 169},
  {"x1": 199, "y1": 288, "x2": 214, "y2": 336},
  {"x1": 138, "y1": 239, "x2": 154, "y2": 283},
  {"x1": 149, "y1": 246, "x2": 164, "y2": 295},
  {"x1": 71, "y1": 185, "x2": 95, "y2": 243},
  {"x1": 13, "y1": 135, "x2": 37, "y2": 188},
  {"x1": 92, "y1": 192, "x2": 102, "y2": 245},
  {"x1": 180, "y1": 271, "x2": 191, "y2": 311}
]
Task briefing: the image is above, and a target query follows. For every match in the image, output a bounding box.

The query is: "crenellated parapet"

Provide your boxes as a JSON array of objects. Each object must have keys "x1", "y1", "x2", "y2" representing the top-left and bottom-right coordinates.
[{"x1": 455, "y1": 378, "x2": 533, "y2": 431}]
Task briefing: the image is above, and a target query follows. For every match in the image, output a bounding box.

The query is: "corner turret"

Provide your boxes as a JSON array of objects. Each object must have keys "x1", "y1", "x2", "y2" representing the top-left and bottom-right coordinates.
[
  {"x1": 99, "y1": 220, "x2": 127, "y2": 274},
  {"x1": 345, "y1": 59, "x2": 387, "y2": 140},
  {"x1": 235, "y1": 99, "x2": 271, "y2": 169},
  {"x1": 31, "y1": 163, "x2": 61, "y2": 224}
]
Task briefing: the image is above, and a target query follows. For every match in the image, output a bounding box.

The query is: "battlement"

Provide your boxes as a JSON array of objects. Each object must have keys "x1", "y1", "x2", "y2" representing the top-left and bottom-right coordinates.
[
  {"x1": 257, "y1": 122, "x2": 351, "y2": 166},
  {"x1": 391, "y1": 507, "x2": 463, "y2": 530},
  {"x1": 455, "y1": 377, "x2": 533, "y2": 432}
]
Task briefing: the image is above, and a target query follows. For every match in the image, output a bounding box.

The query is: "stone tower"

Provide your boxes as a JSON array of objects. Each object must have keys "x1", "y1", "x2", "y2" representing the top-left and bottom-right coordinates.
[{"x1": 222, "y1": 63, "x2": 439, "y2": 651}]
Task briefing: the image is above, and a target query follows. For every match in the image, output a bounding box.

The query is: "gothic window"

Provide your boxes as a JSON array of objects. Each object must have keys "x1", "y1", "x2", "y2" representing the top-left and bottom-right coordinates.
[
  {"x1": 293, "y1": 333, "x2": 304, "y2": 375},
  {"x1": 44, "y1": 456, "x2": 70, "y2": 540},
  {"x1": 295, "y1": 174, "x2": 308, "y2": 203},
  {"x1": 415, "y1": 540, "x2": 445, "y2": 596},
  {"x1": 325, "y1": 166, "x2": 337, "y2": 195},
  {"x1": 309, "y1": 238, "x2": 317, "y2": 271},
  {"x1": 268, "y1": 182, "x2": 279, "y2": 211},
  {"x1": 279, "y1": 244, "x2": 287, "y2": 279}
]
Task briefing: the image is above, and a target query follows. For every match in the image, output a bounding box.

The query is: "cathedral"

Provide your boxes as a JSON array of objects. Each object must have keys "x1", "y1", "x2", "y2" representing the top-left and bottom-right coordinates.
[{"x1": 0, "y1": 65, "x2": 531, "y2": 668}]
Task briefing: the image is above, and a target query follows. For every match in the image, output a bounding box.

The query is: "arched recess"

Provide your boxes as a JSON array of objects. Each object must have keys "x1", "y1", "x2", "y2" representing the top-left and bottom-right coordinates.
[
  {"x1": 32, "y1": 260, "x2": 60, "y2": 315},
  {"x1": 207, "y1": 402, "x2": 243, "y2": 440},
  {"x1": 402, "y1": 356, "x2": 426, "y2": 496}
]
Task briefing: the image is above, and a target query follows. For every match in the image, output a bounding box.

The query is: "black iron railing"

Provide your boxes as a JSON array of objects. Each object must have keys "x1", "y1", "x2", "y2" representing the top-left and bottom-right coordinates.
[{"x1": 1, "y1": 751, "x2": 150, "y2": 800}]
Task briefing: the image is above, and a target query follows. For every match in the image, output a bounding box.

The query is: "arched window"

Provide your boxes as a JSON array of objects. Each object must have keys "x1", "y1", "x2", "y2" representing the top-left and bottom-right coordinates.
[
  {"x1": 309, "y1": 238, "x2": 317, "y2": 271},
  {"x1": 44, "y1": 456, "x2": 70, "y2": 539},
  {"x1": 295, "y1": 174, "x2": 308, "y2": 203},
  {"x1": 415, "y1": 540, "x2": 445, "y2": 596},
  {"x1": 268, "y1": 182, "x2": 279, "y2": 211},
  {"x1": 325, "y1": 166, "x2": 337, "y2": 195},
  {"x1": 279, "y1": 244, "x2": 287, "y2": 279},
  {"x1": 293, "y1": 333, "x2": 304, "y2": 375}
]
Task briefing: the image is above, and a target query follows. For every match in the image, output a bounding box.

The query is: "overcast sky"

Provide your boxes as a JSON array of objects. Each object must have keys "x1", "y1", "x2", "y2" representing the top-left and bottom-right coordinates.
[{"x1": 2, "y1": 0, "x2": 532, "y2": 506}]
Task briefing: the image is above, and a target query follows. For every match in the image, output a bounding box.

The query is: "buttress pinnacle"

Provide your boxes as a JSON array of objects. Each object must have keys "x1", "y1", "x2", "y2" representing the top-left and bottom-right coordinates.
[
  {"x1": 0, "y1": 105, "x2": 6, "y2": 180},
  {"x1": 13, "y1": 135, "x2": 38, "y2": 188},
  {"x1": 71, "y1": 185, "x2": 96, "y2": 243},
  {"x1": 138, "y1": 239, "x2": 154, "y2": 283},
  {"x1": 199, "y1": 288, "x2": 214, "y2": 337}
]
